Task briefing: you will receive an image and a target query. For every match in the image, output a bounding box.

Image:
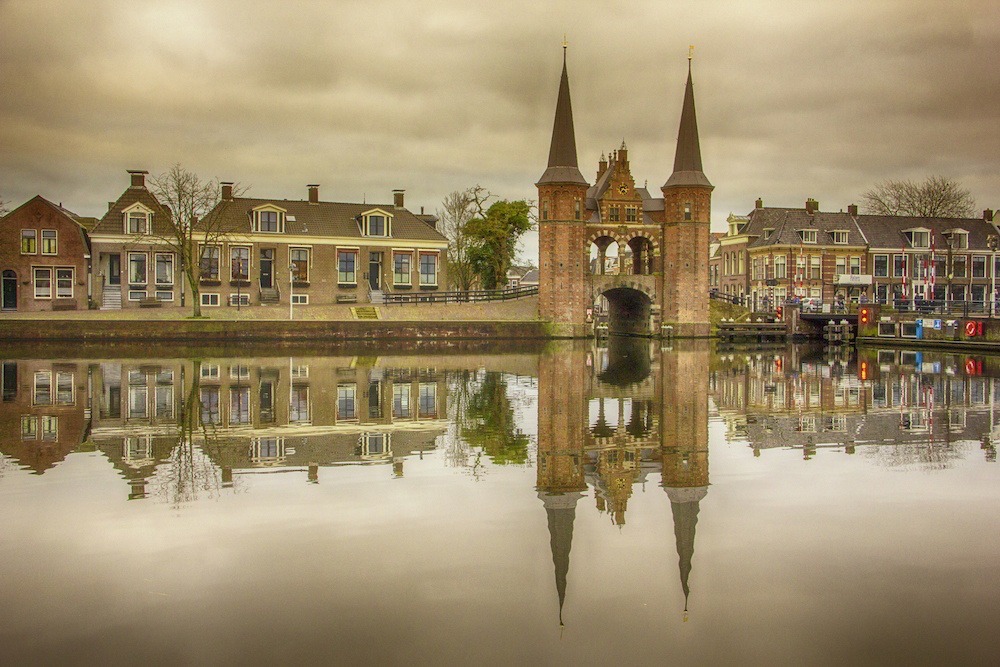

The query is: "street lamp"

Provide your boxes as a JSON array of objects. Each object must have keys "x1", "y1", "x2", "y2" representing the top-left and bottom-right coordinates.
[
  {"x1": 988, "y1": 235, "x2": 998, "y2": 317},
  {"x1": 289, "y1": 264, "x2": 295, "y2": 320}
]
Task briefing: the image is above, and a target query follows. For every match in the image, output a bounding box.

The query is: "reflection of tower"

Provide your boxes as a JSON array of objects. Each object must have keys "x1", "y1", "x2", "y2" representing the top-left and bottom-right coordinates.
[
  {"x1": 536, "y1": 342, "x2": 590, "y2": 625},
  {"x1": 659, "y1": 342, "x2": 711, "y2": 615}
]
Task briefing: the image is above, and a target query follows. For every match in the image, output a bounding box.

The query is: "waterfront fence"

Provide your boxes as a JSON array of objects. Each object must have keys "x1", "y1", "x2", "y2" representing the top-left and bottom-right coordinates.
[{"x1": 383, "y1": 284, "x2": 539, "y2": 305}]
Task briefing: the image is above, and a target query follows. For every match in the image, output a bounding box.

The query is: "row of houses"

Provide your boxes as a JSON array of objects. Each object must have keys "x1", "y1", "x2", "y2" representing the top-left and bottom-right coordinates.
[
  {"x1": 710, "y1": 198, "x2": 999, "y2": 311},
  {"x1": 1, "y1": 170, "x2": 449, "y2": 312}
]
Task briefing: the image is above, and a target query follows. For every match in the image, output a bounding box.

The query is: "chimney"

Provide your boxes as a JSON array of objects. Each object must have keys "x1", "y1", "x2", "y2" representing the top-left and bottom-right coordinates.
[
  {"x1": 393, "y1": 189, "x2": 405, "y2": 209},
  {"x1": 805, "y1": 198, "x2": 819, "y2": 214},
  {"x1": 108, "y1": 202, "x2": 114, "y2": 211},
  {"x1": 984, "y1": 209, "x2": 994, "y2": 222},
  {"x1": 127, "y1": 169, "x2": 148, "y2": 188},
  {"x1": 598, "y1": 153, "x2": 608, "y2": 179},
  {"x1": 221, "y1": 182, "x2": 234, "y2": 201},
  {"x1": 755, "y1": 197, "x2": 763, "y2": 209},
  {"x1": 308, "y1": 184, "x2": 320, "y2": 204},
  {"x1": 847, "y1": 204, "x2": 858, "y2": 216}
]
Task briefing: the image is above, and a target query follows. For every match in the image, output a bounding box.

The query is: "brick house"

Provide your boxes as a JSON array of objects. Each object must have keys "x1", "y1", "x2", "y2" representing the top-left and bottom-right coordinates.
[
  {"x1": 197, "y1": 184, "x2": 448, "y2": 308},
  {"x1": 1, "y1": 196, "x2": 91, "y2": 312},
  {"x1": 88, "y1": 170, "x2": 179, "y2": 310}
]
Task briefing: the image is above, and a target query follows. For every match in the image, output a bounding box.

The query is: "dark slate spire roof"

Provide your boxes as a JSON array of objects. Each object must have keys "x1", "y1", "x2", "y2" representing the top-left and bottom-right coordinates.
[
  {"x1": 537, "y1": 48, "x2": 588, "y2": 186},
  {"x1": 664, "y1": 61, "x2": 713, "y2": 189},
  {"x1": 671, "y1": 498, "x2": 700, "y2": 613}
]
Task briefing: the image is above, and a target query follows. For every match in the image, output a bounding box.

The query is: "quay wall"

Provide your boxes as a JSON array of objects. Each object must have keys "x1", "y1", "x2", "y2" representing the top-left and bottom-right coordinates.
[{"x1": 0, "y1": 318, "x2": 550, "y2": 344}]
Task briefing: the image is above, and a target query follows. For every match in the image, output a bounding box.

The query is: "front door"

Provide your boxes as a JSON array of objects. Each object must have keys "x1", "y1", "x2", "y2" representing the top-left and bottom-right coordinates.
[
  {"x1": 260, "y1": 249, "x2": 274, "y2": 288},
  {"x1": 108, "y1": 254, "x2": 121, "y2": 285},
  {"x1": 369, "y1": 252, "x2": 382, "y2": 290},
  {"x1": 2, "y1": 270, "x2": 16, "y2": 310}
]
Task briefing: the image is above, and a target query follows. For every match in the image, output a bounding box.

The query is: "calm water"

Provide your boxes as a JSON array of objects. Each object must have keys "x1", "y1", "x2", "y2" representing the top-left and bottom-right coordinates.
[{"x1": 2, "y1": 339, "x2": 999, "y2": 665}]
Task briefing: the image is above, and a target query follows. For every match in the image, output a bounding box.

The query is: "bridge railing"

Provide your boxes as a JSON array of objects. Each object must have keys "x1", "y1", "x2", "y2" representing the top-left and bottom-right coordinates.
[{"x1": 383, "y1": 284, "x2": 539, "y2": 305}]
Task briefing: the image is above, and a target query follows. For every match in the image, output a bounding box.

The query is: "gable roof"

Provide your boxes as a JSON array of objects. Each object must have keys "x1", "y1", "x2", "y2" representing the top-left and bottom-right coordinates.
[
  {"x1": 90, "y1": 183, "x2": 173, "y2": 236},
  {"x1": 202, "y1": 197, "x2": 448, "y2": 243}
]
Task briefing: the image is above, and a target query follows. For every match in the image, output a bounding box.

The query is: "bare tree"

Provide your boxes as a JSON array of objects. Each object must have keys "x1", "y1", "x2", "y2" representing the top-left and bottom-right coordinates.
[
  {"x1": 439, "y1": 186, "x2": 492, "y2": 291},
  {"x1": 861, "y1": 176, "x2": 976, "y2": 218},
  {"x1": 147, "y1": 164, "x2": 246, "y2": 317},
  {"x1": 0, "y1": 194, "x2": 9, "y2": 217}
]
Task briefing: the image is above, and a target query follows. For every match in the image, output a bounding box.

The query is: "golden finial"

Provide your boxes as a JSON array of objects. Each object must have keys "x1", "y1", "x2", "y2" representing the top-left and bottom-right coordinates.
[
  {"x1": 688, "y1": 45, "x2": 694, "y2": 61},
  {"x1": 562, "y1": 34, "x2": 569, "y2": 50}
]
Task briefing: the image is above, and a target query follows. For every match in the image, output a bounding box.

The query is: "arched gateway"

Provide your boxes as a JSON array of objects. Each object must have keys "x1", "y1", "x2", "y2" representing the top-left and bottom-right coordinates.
[{"x1": 537, "y1": 47, "x2": 713, "y2": 338}]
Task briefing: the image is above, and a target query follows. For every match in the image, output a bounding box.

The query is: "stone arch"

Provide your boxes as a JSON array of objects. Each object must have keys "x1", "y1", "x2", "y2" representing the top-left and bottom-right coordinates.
[
  {"x1": 598, "y1": 286, "x2": 653, "y2": 336},
  {"x1": 589, "y1": 234, "x2": 621, "y2": 275}
]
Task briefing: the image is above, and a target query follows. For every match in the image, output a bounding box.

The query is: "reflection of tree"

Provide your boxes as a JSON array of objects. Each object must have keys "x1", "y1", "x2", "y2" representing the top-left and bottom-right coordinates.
[
  {"x1": 459, "y1": 372, "x2": 530, "y2": 466},
  {"x1": 149, "y1": 360, "x2": 224, "y2": 507}
]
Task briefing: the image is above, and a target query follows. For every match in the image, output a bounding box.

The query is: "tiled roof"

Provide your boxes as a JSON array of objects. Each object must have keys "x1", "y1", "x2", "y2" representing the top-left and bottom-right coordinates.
[
  {"x1": 90, "y1": 185, "x2": 172, "y2": 236},
  {"x1": 856, "y1": 214, "x2": 997, "y2": 250},
  {"x1": 202, "y1": 197, "x2": 447, "y2": 243}
]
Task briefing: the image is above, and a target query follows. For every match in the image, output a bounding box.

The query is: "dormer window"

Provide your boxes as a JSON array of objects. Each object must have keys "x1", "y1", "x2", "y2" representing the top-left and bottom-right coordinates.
[
  {"x1": 252, "y1": 206, "x2": 285, "y2": 233},
  {"x1": 123, "y1": 204, "x2": 152, "y2": 235},
  {"x1": 361, "y1": 209, "x2": 393, "y2": 237},
  {"x1": 832, "y1": 230, "x2": 849, "y2": 244},
  {"x1": 947, "y1": 230, "x2": 969, "y2": 249},
  {"x1": 799, "y1": 229, "x2": 817, "y2": 244},
  {"x1": 763, "y1": 228, "x2": 774, "y2": 240},
  {"x1": 904, "y1": 229, "x2": 930, "y2": 248}
]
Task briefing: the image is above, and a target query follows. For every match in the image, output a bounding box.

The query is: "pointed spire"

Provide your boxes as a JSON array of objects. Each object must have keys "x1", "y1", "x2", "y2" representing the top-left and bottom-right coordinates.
[
  {"x1": 671, "y1": 498, "x2": 700, "y2": 611},
  {"x1": 538, "y1": 46, "x2": 588, "y2": 186},
  {"x1": 664, "y1": 57, "x2": 712, "y2": 189}
]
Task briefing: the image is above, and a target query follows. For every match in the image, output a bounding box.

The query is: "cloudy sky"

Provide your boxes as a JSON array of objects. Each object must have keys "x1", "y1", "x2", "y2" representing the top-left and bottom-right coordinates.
[{"x1": 2, "y1": 0, "x2": 998, "y2": 263}]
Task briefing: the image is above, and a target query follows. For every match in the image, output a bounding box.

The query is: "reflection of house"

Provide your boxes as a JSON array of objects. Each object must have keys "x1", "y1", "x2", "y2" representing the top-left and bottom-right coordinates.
[
  {"x1": 86, "y1": 356, "x2": 450, "y2": 498},
  {"x1": 1, "y1": 196, "x2": 92, "y2": 312},
  {"x1": 198, "y1": 184, "x2": 448, "y2": 307},
  {"x1": 0, "y1": 360, "x2": 89, "y2": 473},
  {"x1": 506, "y1": 266, "x2": 539, "y2": 289}
]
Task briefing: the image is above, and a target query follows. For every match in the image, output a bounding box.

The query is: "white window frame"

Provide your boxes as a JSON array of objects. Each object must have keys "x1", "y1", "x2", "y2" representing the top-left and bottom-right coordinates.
[
  {"x1": 229, "y1": 293, "x2": 251, "y2": 306},
  {"x1": 252, "y1": 206, "x2": 285, "y2": 233},
  {"x1": 873, "y1": 254, "x2": 889, "y2": 278},
  {"x1": 21, "y1": 229, "x2": 37, "y2": 255},
  {"x1": 393, "y1": 251, "x2": 413, "y2": 286},
  {"x1": 123, "y1": 204, "x2": 152, "y2": 235},
  {"x1": 799, "y1": 229, "x2": 817, "y2": 244},
  {"x1": 419, "y1": 251, "x2": 439, "y2": 287},
  {"x1": 361, "y1": 209, "x2": 393, "y2": 237},
  {"x1": 33, "y1": 267, "x2": 52, "y2": 299},
  {"x1": 229, "y1": 245, "x2": 251, "y2": 282},
  {"x1": 200, "y1": 245, "x2": 221, "y2": 281},
  {"x1": 290, "y1": 247, "x2": 310, "y2": 283},
  {"x1": 155, "y1": 290, "x2": 174, "y2": 302},
  {"x1": 291, "y1": 294, "x2": 309, "y2": 305},
  {"x1": 338, "y1": 248, "x2": 359, "y2": 285},
  {"x1": 774, "y1": 255, "x2": 787, "y2": 279},
  {"x1": 155, "y1": 253, "x2": 174, "y2": 286},
  {"x1": 40, "y1": 229, "x2": 58, "y2": 255},
  {"x1": 56, "y1": 267, "x2": 74, "y2": 299},
  {"x1": 832, "y1": 230, "x2": 849, "y2": 244},
  {"x1": 128, "y1": 252, "x2": 148, "y2": 285},
  {"x1": 201, "y1": 293, "x2": 220, "y2": 307}
]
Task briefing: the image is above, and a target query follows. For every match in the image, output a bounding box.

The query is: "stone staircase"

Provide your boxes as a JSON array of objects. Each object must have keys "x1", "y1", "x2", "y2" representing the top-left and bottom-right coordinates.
[
  {"x1": 260, "y1": 287, "x2": 280, "y2": 305},
  {"x1": 369, "y1": 289, "x2": 384, "y2": 305},
  {"x1": 101, "y1": 288, "x2": 122, "y2": 310}
]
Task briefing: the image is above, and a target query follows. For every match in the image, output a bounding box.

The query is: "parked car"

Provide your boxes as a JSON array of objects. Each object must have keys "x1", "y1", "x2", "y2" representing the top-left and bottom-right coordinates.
[{"x1": 801, "y1": 298, "x2": 823, "y2": 313}]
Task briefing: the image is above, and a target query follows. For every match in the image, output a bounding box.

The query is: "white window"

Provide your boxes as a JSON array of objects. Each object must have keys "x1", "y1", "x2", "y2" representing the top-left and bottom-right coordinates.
[
  {"x1": 201, "y1": 293, "x2": 220, "y2": 307},
  {"x1": 799, "y1": 229, "x2": 817, "y2": 244},
  {"x1": 850, "y1": 256, "x2": 861, "y2": 275},
  {"x1": 906, "y1": 230, "x2": 930, "y2": 248},
  {"x1": 200, "y1": 363, "x2": 220, "y2": 380},
  {"x1": 33, "y1": 267, "x2": 52, "y2": 299},
  {"x1": 393, "y1": 252, "x2": 412, "y2": 286},
  {"x1": 338, "y1": 250, "x2": 358, "y2": 284},
  {"x1": 291, "y1": 294, "x2": 308, "y2": 305},
  {"x1": 291, "y1": 365, "x2": 309, "y2": 380},
  {"x1": 763, "y1": 228, "x2": 774, "y2": 240},
  {"x1": 254, "y1": 209, "x2": 283, "y2": 233},
  {"x1": 21, "y1": 415, "x2": 38, "y2": 439},
  {"x1": 230, "y1": 386, "x2": 251, "y2": 425},
  {"x1": 128, "y1": 252, "x2": 147, "y2": 285},
  {"x1": 419, "y1": 252, "x2": 439, "y2": 286},
  {"x1": 128, "y1": 290, "x2": 147, "y2": 301},
  {"x1": 835, "y1": 257, "x2": 847, "y2": 275},
  {"x1": 832, "y1": 231, "x2": 849, "y2": 244},
  {"x1": 41, "y1": 415, "x2": 58, "y2": 441},
  {"x1": 337, "y1": 384, "x2": 357, "y2": 420},
  {"x1": 774, "y1": 255, "x2": 787, "y2": 279},
  {"x1": 128, "y1": 385, "x2": 148, "y2": 419},
  {"x1": 56, "y1": 268, "x2": 73, "y2": 298},
  {"x1": 874, "y1": 254, "x2": 889, "y2": 278},
  {"x1": 155, "y1": 253, "x2": 174, "y2": 285},
  {"x1": 155, "y1": 386, "x2": 173, "y2": 418},
  {"x1": 21, "y1": 229, "x2": 37, "y2": 254},
  {"x1": 229, "y1": 293, "x2": 250, "y2": 306},
  {"x1": 33, "y1": 371, "x2": 52, "y2": 405},
  {"x1": 418, "y1": 383, "x2": 437, "y2": 418},
  {"x1": 56, "y1": 372, "x2": 74, "y2": 405},
  {"x1": 809, "y1": 256, "x2": 821, "y2": 280},
  {"x1": 392, "y1": 384, "x2": 411, "y2": 418},
  {"x1": 229, "y1": 365, "x2": 251, "y2": 380},
  {"x1": 950, "y1": 232, "x2": 969, "y2": 250},
  {"x1": 366, "y1": 214, "x2": 388, "y2": 237},
  {"x1": 290, "y1": 385, "x2": 310, "y2": 424},
  {"x1": 200, "y1": 245, "x2": 221, "y2": 281},
  {"x1": 126, "y1": 211, "x2": 149, "y2": 235},
  {"x1": 155, "y1": 290, "x2": 174, "y2": 302},
  {"x1": 230, "y1": 246, "x2": 250, "y2": 281},
  {"x1": 290, "y1": 247, "x2": 309, "y2": 282},
  {"x1": 40, "y1": 230, "x2": 58, "y2": 255}
]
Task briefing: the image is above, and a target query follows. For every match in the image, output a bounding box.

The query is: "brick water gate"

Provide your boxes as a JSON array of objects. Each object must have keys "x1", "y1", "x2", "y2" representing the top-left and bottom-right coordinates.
[{"x1": 537, "y1": 48, "x2": 713, "y2": 338}]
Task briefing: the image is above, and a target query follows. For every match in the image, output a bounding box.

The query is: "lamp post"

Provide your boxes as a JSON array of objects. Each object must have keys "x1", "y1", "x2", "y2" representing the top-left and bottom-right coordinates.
[
  {"x1": 988, "y1": 236, "x2": 998, "y2": 318},
  {"x1": 289, "y1": 264, "x2": 295, "y2": 321}
]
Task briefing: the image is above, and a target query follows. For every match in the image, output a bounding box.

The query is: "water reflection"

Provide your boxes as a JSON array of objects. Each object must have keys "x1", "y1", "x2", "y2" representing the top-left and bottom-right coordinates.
[{"x1": 2, "y1": 340, "x2": 1000, "y2": 662}]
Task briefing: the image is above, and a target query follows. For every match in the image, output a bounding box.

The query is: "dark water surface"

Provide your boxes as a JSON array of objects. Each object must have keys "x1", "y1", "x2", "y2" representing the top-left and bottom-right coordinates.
[{"x1": 2, "y1": 340, "x2": 998, "y2": 665}]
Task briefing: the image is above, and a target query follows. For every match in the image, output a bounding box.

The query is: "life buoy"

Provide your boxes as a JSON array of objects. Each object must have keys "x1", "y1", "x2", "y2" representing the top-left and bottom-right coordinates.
[
  {"x1": 965, "y1": 320, "x2": 978, "y2": 337},
  {"x1": 965, "y1": 358, "x2": 977, "y2": 375}
]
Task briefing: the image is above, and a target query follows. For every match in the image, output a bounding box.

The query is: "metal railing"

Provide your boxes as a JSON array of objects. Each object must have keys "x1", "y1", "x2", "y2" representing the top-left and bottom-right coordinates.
[{"x1": 383, "y1": 284, "x2": 539, "y2": 305}]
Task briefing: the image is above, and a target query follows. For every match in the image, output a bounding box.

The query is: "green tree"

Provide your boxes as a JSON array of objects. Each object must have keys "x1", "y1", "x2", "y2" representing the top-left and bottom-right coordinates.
[
  {"x1": 467, "y1": 199, "x2": 533, "y2": 290},
  {"x1": 861, "y1": 176, "x2": 976, "y2": 218},
  {"x1": 458, "y1": 372, "x2": 530, "y2": 465}
]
